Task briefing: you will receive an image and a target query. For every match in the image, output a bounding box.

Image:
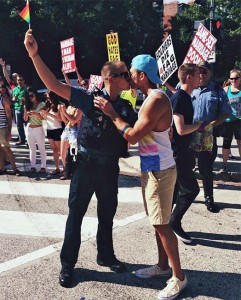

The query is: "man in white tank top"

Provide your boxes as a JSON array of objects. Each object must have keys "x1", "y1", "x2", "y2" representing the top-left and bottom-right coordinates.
[{"x1": 95, "y1": 54, "x2": 187, "y2": 300}]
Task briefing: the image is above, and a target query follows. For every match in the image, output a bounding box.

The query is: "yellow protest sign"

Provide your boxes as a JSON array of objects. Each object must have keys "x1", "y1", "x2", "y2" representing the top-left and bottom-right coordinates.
[{"x1": 106, "y1": 32, "x2": 120, "y2": 61}]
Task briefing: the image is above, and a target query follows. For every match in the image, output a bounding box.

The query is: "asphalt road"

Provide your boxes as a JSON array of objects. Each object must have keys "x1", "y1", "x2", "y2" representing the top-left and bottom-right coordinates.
[{"x1": 0, "y1": 131, "x2": 240, "y2": 300}]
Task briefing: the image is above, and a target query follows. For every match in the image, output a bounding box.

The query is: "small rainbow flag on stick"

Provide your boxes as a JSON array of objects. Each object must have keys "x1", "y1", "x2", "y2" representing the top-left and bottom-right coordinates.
[{"x1": 19, "y1": 1, "x2": 31, "y2": 28}]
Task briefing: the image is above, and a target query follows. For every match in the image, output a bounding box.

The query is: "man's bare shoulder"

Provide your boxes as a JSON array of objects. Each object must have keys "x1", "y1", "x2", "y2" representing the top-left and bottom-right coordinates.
[{"x1": 147, "y1": 90, "x2": 170, "y2": 108}]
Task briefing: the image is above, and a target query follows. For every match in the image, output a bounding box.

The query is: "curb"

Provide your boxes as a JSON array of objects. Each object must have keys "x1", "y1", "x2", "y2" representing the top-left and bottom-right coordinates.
[{"x1": 119, "y1": 158, "x2": 241, "y2": 185}]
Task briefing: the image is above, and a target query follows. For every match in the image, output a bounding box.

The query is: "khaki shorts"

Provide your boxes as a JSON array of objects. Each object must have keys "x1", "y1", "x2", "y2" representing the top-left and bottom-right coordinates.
[
  {"x1": 141, "y1": 165, "x2": 176, "y2": 225},
  {"x1": 0, "y1": 128, "x2": 9, "y2": 147}
]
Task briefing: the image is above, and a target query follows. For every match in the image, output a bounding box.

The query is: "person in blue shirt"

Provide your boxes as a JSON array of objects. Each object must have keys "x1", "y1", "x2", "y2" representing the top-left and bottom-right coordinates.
[
  {"x1": 24, "y1": 29, "x2": 137, "y2": 288},
  {"x1": 191, "y1": 61, "x2": 231, "y2": 213}
]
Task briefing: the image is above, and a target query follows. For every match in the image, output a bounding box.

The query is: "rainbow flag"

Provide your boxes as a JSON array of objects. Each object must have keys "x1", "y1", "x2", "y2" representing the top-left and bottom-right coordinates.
[{"x1": 19, "y1": 3, "x2": 30, "y2": 24}]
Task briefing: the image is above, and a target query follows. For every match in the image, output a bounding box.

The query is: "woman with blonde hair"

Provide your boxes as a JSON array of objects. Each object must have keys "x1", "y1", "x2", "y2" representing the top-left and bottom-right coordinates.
[{"x1": 221, "y1": 69, "x2": 241, "y2": 172}]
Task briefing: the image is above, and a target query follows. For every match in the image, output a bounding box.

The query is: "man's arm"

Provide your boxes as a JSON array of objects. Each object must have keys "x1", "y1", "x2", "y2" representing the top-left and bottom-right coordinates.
[
  {"x1": 24, "y1": 29, "x2": 71, "y2": 100},
  {"x1": 94, "y1": 93, "x2": 169, "y2": 144},
  {"x1": 210, "y1": 113, "x2": 230, "y2": 127},
  {"x1": 173, "y1": 113, "x2": 200, "y2": 135},
  {"x1": 0, "y1": 58, "x2": 11, "y2": 86},
  {"x1": 75, "y1": 67, "x2": 83, "y2": 83},
  {"x1": 210, "y1": 87, "x2": 231, "y2": 127},
  {"x1": 62, "y1": 70, "x2": 72, "y2": 86}
]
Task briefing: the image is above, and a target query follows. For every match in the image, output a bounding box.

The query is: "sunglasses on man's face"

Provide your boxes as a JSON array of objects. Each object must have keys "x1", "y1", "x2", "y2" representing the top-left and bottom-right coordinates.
[
  {"x1": 229, "y1": 77, "x2": 240, "y2": 81},
  {"x1": 110, "y1": 72, "x2": 130, "y2": 80}
]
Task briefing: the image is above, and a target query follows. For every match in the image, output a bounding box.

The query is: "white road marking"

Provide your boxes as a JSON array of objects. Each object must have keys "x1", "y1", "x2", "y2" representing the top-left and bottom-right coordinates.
[
  {"x1": 0, "y1": 211, "x2": 146, "y2": 274},
  {"x1": 0, "y1": 181, "x2": 143, "y2": 203}
]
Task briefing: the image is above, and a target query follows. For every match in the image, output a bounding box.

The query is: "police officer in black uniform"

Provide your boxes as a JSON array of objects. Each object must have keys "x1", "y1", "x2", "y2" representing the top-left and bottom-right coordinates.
[{"x1": 24, "y1": 30, "x2": 137, "y2": 288}]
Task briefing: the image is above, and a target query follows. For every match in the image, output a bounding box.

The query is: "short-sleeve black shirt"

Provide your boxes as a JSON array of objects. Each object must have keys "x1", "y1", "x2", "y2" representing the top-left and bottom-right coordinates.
[{"x1": 171, "y1": 89, "x2": 194, "y2": 152}]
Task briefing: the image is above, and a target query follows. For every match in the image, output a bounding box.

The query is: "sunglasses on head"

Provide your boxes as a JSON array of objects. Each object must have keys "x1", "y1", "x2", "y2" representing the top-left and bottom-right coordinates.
[
  {"x1": 110, "y1": 72, "x2": 130, "y2": 80},
  {"x1": 229, "y1": 77, "x2": 240, "y2": 81}
]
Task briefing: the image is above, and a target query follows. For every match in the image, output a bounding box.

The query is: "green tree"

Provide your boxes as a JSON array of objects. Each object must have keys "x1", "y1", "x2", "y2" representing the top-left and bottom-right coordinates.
[
  {"x1": 0, "y1": 0, "x2": 163, "y2": 87},
  {"x1": 166, "y1": 0, "x2": 241, "y2": 82}
]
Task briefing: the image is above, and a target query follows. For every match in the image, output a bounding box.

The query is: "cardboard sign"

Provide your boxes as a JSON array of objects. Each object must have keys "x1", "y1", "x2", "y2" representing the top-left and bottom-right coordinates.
[
  {"x1": 89, "y1": 75, "x2": 103, "y2": 90},
  {"x1": 60, "y1": 37, "x2": 76, "y2": 73},
  {"x1": 156, "y1": 35, "x2": 177, "y2": 84},
  {"x1": 183, "y1": 23, "x2": 217, "y2": 64},
  {"x1": 106, "y1": 32, "x2": 120, "y2": 61}
]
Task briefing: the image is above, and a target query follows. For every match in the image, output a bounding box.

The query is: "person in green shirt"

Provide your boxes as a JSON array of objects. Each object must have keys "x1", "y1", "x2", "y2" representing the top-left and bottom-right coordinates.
[{"x1": 12, "y1": 75, "x2": 27, "y2": 145}]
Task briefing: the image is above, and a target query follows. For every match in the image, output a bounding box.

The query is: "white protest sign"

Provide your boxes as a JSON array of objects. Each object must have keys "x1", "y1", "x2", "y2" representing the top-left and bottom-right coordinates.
[
  {"x1": 60, "y1": 37, "x2": 76, "y2": 73},
  {"x1": 89, "y1": 75, "x2": 103, "y2": 90},
  {"x1": 106, "y1": 32, "x2": 120, "y2": 61},
  {"x1": 183, "y1": 23, "x2": 217, "y2": 64},
  {"x1": 155, "y1": 35, "x2": 178, "y2": 84}
]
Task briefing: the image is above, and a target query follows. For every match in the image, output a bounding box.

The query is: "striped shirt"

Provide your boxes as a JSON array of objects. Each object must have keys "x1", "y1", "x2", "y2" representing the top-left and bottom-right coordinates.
[
  {"x1": 28, "y1": 102, "x2": 45, "y2": 126},
  {"x1": 0, "y1": 98, "x2": 8, "y2": 128}
]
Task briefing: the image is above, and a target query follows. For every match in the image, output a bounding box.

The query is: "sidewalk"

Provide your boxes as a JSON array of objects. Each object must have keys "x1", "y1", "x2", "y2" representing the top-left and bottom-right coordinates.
[
  {"x1": 11, "y1": 123, "x2": 240, "y2": 182},
  {"x1": 119, "y1": 138, "x2": 241, "y2": 183}
]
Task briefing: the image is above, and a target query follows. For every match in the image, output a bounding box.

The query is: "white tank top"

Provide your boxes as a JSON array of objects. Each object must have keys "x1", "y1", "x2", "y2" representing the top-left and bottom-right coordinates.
[
  {"x1": 138, "y1": 89, "x2": 175, "y2": 172},
  {"x1": 46, "y1": 111, "x2": 62, "y2": 130}
]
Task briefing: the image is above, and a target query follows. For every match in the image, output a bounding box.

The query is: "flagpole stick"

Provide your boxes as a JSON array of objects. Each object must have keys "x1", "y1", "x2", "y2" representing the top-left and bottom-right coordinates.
[{"x1": 27, "y1": 0, "x2": 30, "y2": 29}]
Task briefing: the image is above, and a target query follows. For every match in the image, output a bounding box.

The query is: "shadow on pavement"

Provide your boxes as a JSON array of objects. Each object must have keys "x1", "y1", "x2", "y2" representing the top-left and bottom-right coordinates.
[
  {"x1": 194, "y1": 200, "x2": 241, "y2": 210},
  {"x1": 69, "y1": 267, "x2": 240, "y2": 299}
]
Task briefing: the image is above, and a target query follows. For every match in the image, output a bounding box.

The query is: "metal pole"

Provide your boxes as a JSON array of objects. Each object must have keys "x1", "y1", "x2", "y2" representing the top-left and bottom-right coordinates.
[{"x1": 210, "y1": 0, "x2": 215, "y2": 33}]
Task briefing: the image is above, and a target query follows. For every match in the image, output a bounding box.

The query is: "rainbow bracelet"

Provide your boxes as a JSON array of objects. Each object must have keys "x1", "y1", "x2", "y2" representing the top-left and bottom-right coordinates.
[{"x1": 121, "y1": 125, "x2": 132, "y2": 139}]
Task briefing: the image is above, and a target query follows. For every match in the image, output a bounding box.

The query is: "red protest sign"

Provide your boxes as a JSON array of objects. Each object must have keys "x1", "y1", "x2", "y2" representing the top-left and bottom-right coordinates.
[
  {"x1": 89, "y1": 75, "x2": 103, "y2": 90},
  {"x1": 183, "y1": 23, "x2": 217, "y2": 64},
  {"x1": 60, "y1": 38, "x2": 76, "y2": 73}
]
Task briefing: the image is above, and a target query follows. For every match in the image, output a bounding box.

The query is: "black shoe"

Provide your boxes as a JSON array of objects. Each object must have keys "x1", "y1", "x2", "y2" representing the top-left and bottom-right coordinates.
[
  {"x1": 15, "y1": 140, "x2": 26, "y2": 146},
  {"x1": 97, "y1": 257, "x2": 127, "y2": 273},
  {"x1": 170, "y1": 223, "x2": 192, "y2": 244},
  {"x1": 59, "y1": 268, "x2": 73, "y2": 287},
  {"x1": 205, "y1": 197, "x2": 219, "y2": 213}
]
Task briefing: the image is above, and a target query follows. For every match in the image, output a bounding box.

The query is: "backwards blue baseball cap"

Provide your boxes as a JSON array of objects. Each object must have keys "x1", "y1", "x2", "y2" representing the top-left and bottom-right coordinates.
[{"x1": 131, "y1": 54, "x2": 161, "y2": 85}]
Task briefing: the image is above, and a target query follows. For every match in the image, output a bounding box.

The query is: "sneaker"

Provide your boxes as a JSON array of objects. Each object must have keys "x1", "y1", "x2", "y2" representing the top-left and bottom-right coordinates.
[
  {"x1": 228, "y1": 154, "x2": 237, "y2": 160},
  {"x1": 135, "y1": 264, "x2": 172, "y2": 279},
  {"x1": 220, "y1": 163, "x2": 229, "y2": 173},
  {"x1": 171, "y1": 223, "x2": 192, "y2": 244},
  {"x1": 39, "y1": 168, "x2": 46, "y2": 174},
  {"x1": 158, "y1": 275, "x2": 188, "y2": 300}
]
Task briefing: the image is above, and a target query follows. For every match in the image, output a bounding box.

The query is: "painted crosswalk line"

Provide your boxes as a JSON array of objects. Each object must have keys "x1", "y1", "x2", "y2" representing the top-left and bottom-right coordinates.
[
  {"x1": 0, "y1": 181, "x2": 143, "y2": 203},
  {"x1": 0, "y1": 211, "x2": 145, "y2": 274}
]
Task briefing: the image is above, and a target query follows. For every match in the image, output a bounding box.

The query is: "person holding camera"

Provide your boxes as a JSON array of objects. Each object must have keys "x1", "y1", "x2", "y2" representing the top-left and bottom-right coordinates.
[{"x1": 24, "y1": 29, "x2": 137, "y2": 288}]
